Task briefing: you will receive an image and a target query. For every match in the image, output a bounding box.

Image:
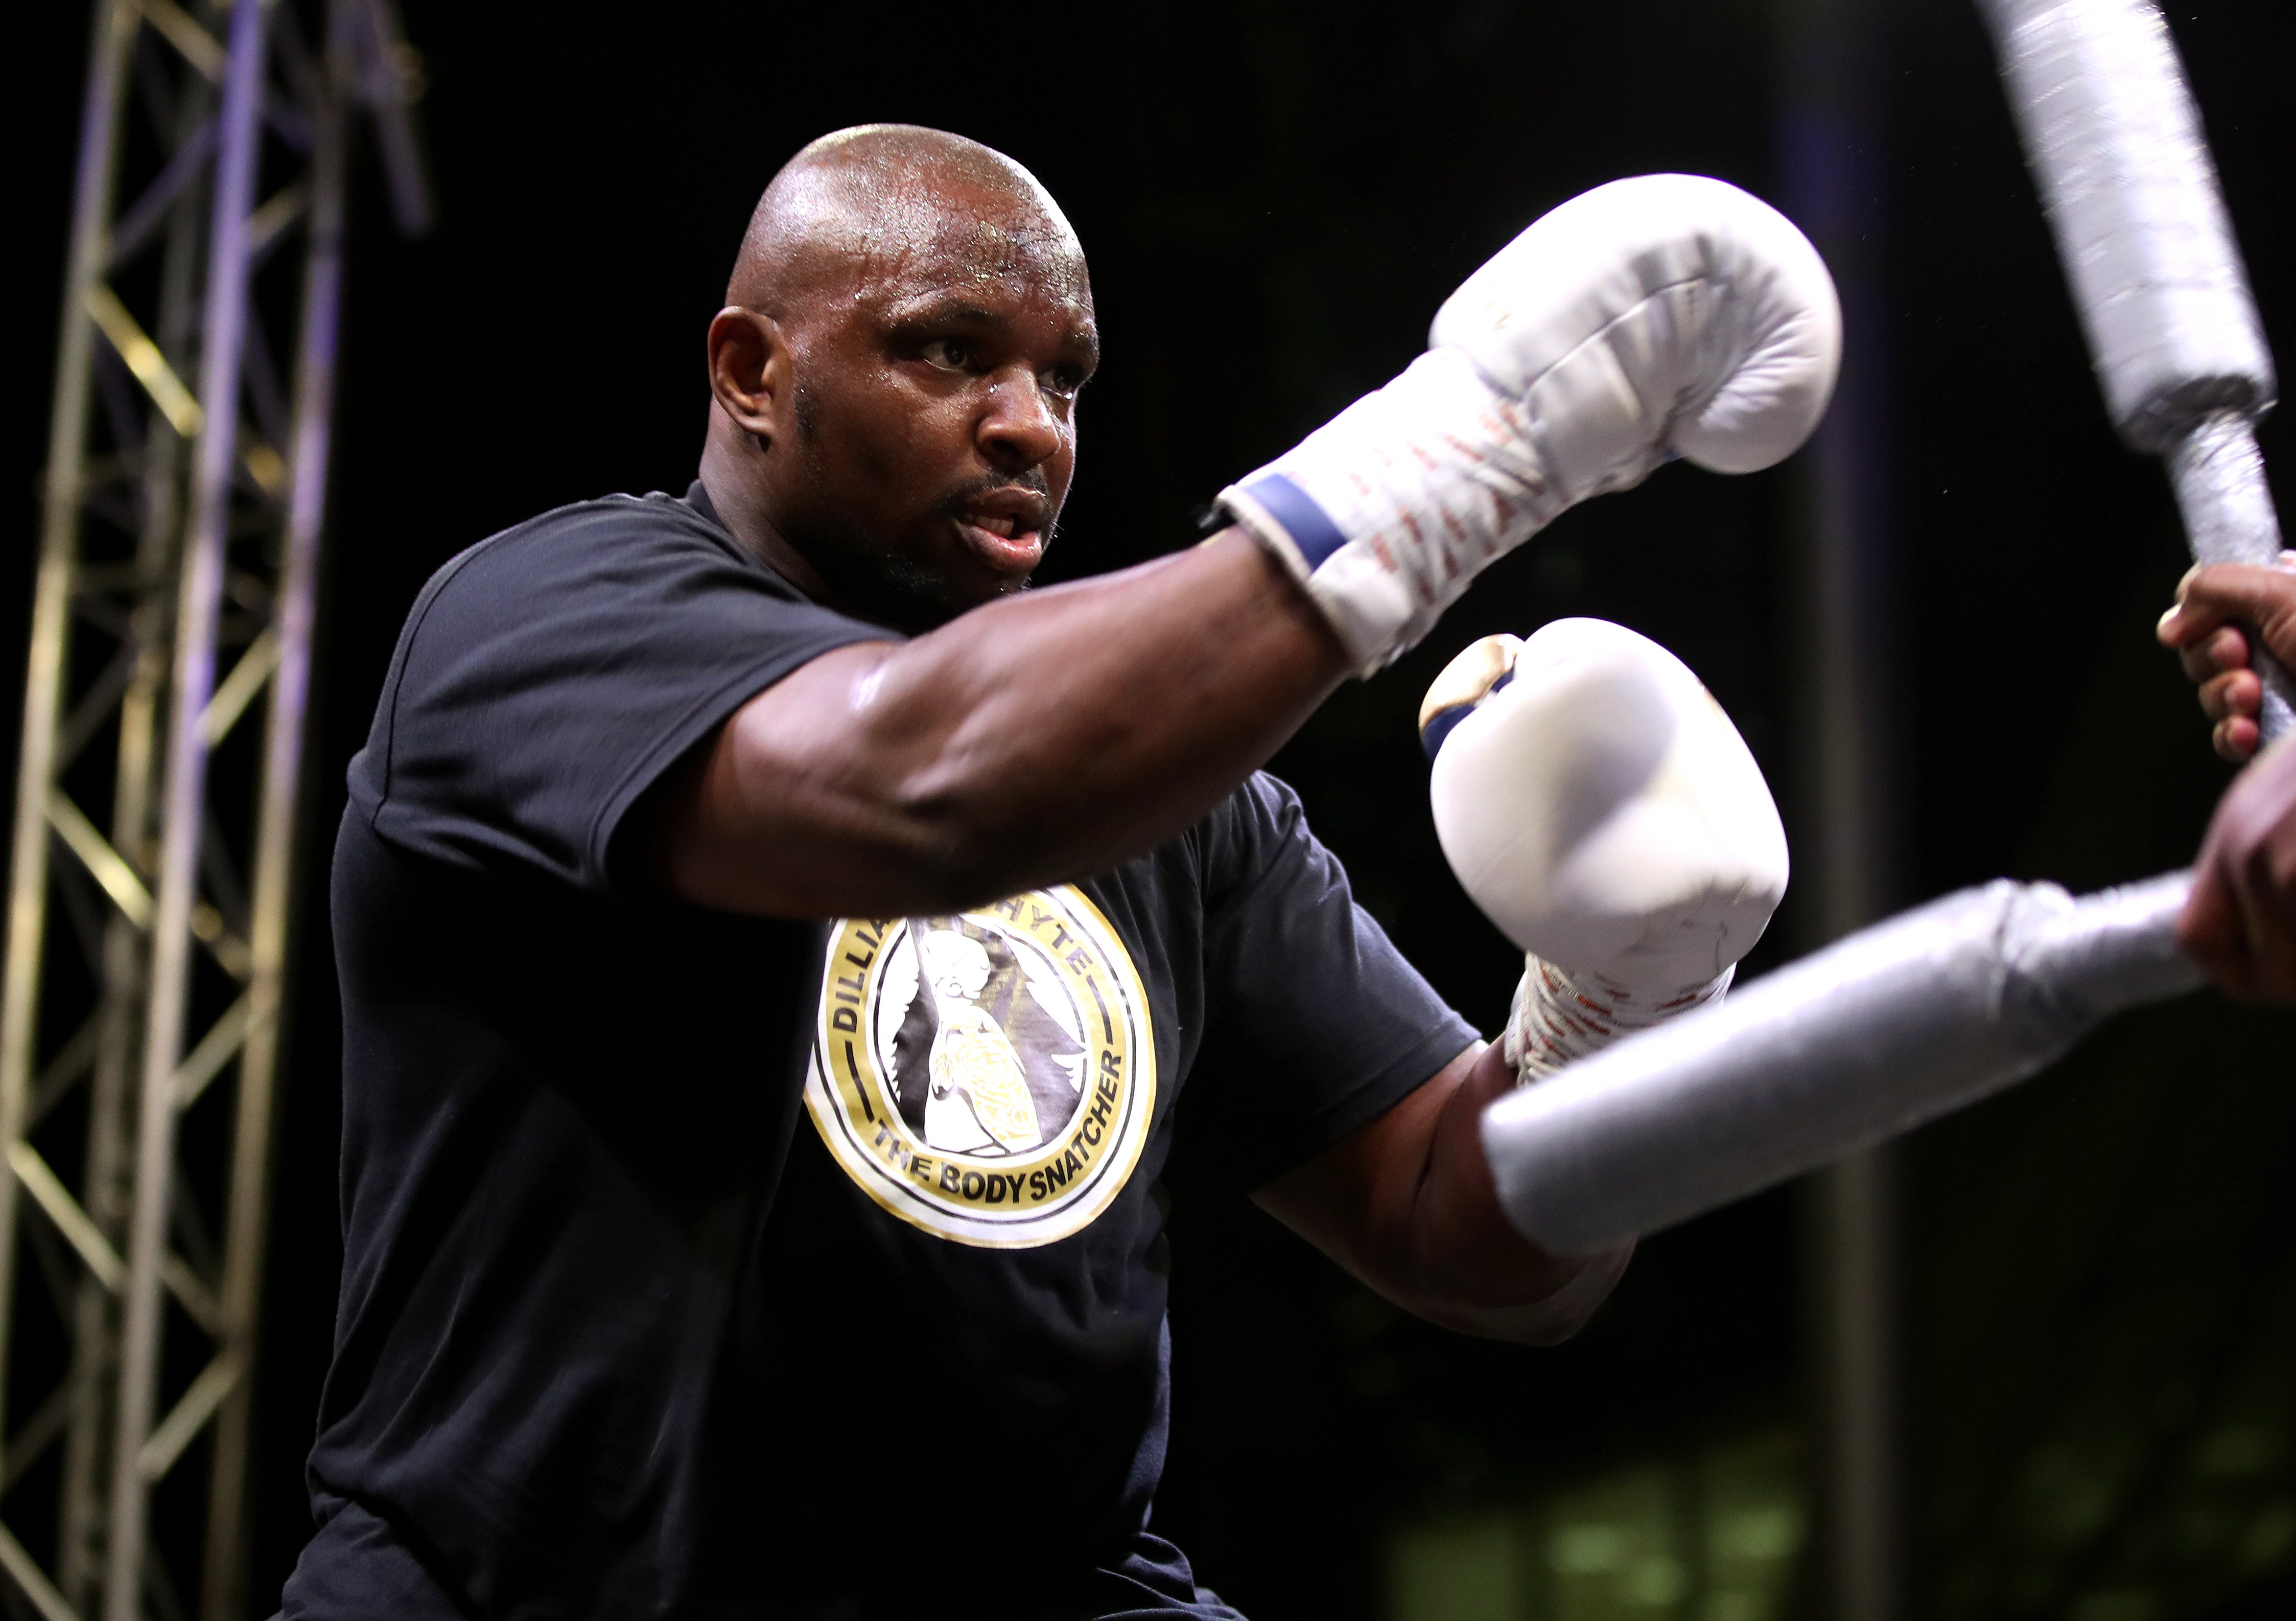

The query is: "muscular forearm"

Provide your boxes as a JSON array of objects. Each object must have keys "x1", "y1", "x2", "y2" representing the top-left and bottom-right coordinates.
[
  {"x1": 661, "y1": 528, "x2": 1348, "y2": 917},
  {"x1": 1258, "y1": 1044, "x2": 1629, "y2": 1346}
]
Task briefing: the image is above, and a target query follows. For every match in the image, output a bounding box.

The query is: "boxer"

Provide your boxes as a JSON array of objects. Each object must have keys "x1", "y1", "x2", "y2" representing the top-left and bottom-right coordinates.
[
  {"x1": 282, "y1": 125, "x2": 1835, "y2": 1620},
  {"x1": 2158, "y1": 555, "x2": 2296, "y2": 999}
]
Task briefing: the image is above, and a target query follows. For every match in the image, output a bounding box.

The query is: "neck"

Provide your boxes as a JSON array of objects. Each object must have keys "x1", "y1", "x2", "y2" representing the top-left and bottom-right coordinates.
[
  {"x1": 696, "y1": 421, "x2": 841, "y2": 606},
  {"x1": 694, "y1": 410, "x2": 959, "y2": 637}
]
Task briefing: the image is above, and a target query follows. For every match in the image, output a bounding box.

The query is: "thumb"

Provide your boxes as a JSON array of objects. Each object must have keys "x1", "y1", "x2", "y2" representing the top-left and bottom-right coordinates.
[
  {"x1": 2160, "y1": 562, "x2": 2296, "y2": 666},
  {"x1": 1419, "y1": 634, "x2": 1526, "y2": 757}
]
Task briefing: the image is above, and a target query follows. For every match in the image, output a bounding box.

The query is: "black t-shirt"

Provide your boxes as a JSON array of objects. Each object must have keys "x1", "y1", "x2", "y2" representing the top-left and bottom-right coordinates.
[{"x1": 284, "y1": 485, "x2": 1474, "y2": 1620}]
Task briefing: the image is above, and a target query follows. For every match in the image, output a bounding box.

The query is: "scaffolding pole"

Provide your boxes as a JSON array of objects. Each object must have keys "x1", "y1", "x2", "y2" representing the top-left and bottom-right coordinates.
[{"x1": 0, "y1": 4, "x2": 427, "y2": 1617}]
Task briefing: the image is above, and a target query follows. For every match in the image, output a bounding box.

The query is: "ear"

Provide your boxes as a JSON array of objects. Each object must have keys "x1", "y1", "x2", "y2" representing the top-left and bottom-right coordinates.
[{"x1": 708, "y1": 307, "x2": 791, "y2": 447}]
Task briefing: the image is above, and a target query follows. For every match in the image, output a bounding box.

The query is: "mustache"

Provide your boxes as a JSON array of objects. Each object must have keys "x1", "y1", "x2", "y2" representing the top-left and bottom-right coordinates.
[{"x1": 934, "y1": 469, "x2": 1052, "y2": 517}]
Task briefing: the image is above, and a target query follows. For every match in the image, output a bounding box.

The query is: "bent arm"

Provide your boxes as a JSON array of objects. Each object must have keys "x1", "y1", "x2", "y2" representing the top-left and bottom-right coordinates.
[
  {"x1": 652, "y1": 528, "x2": 1348, "y2": 917},
  {"x1": 1254, "y1": 1042, "x2": 1631, "y2": 1345}
]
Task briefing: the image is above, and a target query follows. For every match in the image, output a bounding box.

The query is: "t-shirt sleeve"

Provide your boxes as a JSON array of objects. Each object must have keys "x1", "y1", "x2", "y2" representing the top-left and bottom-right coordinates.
[
  {"x1": 1186, "y1": 773, "x2": 1479, "y2": 1191},
  {"x1": 352, "y1": 493, "x2": 889, "y2": 893}
]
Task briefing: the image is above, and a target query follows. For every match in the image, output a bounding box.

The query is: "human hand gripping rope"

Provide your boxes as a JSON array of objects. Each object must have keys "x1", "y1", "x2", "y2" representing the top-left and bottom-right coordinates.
[{"x1": 1426, "y1": 2, "x2": 2294, "y2": 1257}]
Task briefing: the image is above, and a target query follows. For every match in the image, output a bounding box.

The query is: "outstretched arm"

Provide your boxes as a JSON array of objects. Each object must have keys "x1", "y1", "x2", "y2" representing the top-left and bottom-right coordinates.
[
  {"x1": 652, "y1": 177, "x2": 1837, "y2": 922},
  {"x1": 1253, "y1": 1043, "x2": 1631, "y2": 1345},
  {"x1": 652, "y1": 530, "x2": 1349, "y2": 919}
]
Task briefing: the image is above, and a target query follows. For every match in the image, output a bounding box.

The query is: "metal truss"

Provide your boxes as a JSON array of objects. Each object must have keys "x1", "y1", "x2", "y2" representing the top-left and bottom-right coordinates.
[{"x1": 3, "y1": 4, "x2": 427, "y2": 1618}]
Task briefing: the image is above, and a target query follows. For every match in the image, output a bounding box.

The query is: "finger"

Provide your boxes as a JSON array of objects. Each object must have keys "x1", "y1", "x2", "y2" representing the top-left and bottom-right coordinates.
[
  {"x1": 2177, "y1": 626, "x2": 2250, "y2": 684},
  {"x1": 2199, "y1": 668, "x2": 2261, "y2": 725},
  {"x1": 2158, "y1": 598, "x2": 2203, "y2": 647},
  {"x1": 2159, "y1": 564, "x2": 2217, "y2": 646},
  {"x1": 2215, "y1": 714, "x2": 2261, "y2": 763}
]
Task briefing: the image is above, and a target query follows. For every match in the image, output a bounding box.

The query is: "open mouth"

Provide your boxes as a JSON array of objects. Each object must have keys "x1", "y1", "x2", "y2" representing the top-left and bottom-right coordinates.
[{"x1": 952, "y1": 489, "x2": 1051, "y2": 574}]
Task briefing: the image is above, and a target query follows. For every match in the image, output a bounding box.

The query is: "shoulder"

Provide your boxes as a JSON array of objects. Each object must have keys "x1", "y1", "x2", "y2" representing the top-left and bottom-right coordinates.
[
  {"x1": 349, "y1": 487, "x2": 877, "y2": 830},
  {"x1": 381, "y1": 487, "x2": 845, "y2": 709},
  {"x1": 410, "y1": 490, "x2": 792, "y2": 631}
]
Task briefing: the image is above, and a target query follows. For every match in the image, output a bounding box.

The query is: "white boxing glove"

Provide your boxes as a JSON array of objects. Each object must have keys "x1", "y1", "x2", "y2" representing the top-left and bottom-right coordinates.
[
  {"x1": 1220, "y1": 175, "x2": 1840, "y2": 674},
  {"x1": 1419, "y1": 619, "x2": 1788, "y2": 1082}
]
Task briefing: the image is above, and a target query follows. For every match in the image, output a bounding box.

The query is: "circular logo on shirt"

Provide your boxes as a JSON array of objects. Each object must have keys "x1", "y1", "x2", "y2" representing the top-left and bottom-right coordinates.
[{"x1": 806, "y1": 886, "x2": 1157, "y2": 1248}]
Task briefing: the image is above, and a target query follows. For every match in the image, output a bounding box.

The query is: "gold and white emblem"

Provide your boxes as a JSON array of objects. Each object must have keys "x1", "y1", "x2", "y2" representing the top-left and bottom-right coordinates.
[{"x1": 806, "y1": 885, "x2": 1157, "y2": 1248}]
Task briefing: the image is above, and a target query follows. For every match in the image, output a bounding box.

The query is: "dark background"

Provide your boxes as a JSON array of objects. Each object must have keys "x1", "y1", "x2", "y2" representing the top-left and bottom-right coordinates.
[{"x1": 8, "y1": 2, "x2": 2294, "y2": 1617}]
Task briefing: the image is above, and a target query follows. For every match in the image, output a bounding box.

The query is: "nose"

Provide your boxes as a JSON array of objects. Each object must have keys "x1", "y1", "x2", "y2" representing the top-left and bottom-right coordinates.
[{"x1": 977, "y1": 365, "x2": 1062, "y2": 471}]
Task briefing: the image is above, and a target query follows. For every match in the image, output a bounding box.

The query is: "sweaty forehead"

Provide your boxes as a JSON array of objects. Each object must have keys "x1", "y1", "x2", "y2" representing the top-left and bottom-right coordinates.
[
  {"x1": 857, "y1": 180, "x2": 1090, "y2": 313},
  {"x1": 733, "y1": 131, "x2": 1092, "y2": 326}
]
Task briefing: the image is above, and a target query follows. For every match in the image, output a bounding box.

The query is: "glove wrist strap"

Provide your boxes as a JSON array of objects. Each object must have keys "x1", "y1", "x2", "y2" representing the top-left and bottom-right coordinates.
[
  {"x1": 1218, "y1": 349, "x2": 1565, "y2": 676},
  {"x1": 1505, "y1": 955, "x2": 1733, "y2": 1083}
]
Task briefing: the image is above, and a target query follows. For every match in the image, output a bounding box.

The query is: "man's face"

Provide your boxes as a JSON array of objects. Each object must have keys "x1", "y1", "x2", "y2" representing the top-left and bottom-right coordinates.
[{"x1": 764, "y1": 182, "x2": 1098, "y2": 628}]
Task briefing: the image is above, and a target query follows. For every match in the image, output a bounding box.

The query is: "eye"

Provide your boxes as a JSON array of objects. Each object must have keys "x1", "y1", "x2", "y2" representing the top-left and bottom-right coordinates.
[
  {"x1": 1040, "y1": 364, "x2": 1086, "y2": 399},
  {"x1": 920, "y1": 338, "x2": 973, "y2": 373}
]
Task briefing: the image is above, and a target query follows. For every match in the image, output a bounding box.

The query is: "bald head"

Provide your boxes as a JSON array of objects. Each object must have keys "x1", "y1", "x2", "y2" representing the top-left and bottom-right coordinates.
[
  {"x1": 729, "y1": 125, "x2": 1087, "y2": 321},
  {"x1": 699, "y1": 126, "x2": 1099, "y2": 631}
]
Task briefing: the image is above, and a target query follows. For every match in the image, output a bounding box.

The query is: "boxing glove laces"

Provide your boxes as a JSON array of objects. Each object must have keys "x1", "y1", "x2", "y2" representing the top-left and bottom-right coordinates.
[
  {"x1": 1220, "y1": 175, "x2": 1841, "y2": 673},
  {"x1": 1420, "y1": 620, "x2": 1789, "y2": 1083}
]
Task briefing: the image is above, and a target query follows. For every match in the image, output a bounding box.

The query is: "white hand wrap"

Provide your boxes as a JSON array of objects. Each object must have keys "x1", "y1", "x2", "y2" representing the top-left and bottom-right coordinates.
[
  {"x1": 1420, "y1": 619, "x2": 1788, "y2": 1085},
  {"x1": 1222, "y1": 174, "x2": 1841, "y2": 674},
  {"x1": 1502, "y1": 957, "x2": 1732, "y2": 1083}
]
